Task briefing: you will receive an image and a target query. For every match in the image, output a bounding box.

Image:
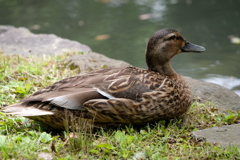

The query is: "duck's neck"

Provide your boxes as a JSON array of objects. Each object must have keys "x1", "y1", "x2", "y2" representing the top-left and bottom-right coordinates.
[{"x1": 148, "y1": 61, "x2": 177, "y2": 77}]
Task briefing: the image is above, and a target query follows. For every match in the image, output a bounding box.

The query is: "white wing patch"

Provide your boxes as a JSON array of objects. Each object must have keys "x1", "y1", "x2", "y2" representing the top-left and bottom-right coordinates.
[
  {"x1": 94, "y1": 87, "x2": 116, "y2": 99},
  {"x1": 45, "y1": 90, "x2": 94, "y2": 110},
  {"x1": 47, "y1": 95, "x2": 79, "y2": 109}
]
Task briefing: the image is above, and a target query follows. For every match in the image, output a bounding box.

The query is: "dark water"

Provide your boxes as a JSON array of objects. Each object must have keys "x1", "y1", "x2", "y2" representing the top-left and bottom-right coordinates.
[{"x1": 1, "y1": 0, "x2": 240, "y2": 94}]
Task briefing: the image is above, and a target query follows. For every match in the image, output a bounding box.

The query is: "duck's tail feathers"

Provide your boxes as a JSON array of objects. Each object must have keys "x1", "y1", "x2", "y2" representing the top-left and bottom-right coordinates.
[{"x1": 1, "y1": 103, "x2": 54, "y2": 116}]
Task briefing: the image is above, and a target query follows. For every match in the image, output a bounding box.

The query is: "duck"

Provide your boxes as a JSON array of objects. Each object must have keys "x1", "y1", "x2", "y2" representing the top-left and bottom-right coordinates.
[{"x1": 2, "y1": 28, "x2": 205, "y2": 130}]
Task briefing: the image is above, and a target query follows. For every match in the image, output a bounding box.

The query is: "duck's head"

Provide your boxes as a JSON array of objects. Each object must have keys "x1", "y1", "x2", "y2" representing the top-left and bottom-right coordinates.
[{"x1": 146, "y1": 28, "x2": 205, "y2": 75}]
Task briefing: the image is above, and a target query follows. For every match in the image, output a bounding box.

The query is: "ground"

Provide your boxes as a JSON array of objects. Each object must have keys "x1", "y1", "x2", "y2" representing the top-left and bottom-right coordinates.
[{"x1": 0, "y1": 54, "x2": 240, "y2": 159}]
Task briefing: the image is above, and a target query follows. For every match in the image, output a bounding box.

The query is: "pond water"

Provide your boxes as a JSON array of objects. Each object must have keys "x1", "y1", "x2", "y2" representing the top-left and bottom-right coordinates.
[{"x1": 1, "y1": 0, "x2": 240, "y2": 94}]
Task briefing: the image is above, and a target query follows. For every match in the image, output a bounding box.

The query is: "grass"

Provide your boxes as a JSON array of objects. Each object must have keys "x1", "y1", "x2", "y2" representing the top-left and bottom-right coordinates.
[{"x1": 0, "y1": 53, "x2": 240, "y2": 159}]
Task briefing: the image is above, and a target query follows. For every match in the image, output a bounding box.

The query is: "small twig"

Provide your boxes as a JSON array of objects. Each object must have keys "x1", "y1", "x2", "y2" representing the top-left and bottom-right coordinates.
[{"x1": 24, "y1": 71, "x2": 39, "y2": 79}]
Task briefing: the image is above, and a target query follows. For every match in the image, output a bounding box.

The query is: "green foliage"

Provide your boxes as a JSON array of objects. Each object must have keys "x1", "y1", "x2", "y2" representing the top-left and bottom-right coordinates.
[
  {"x1": 0, "y1": 54, "x2": 240, "y2": 159},
  {"x1": 224, "y1": 110, "x2": 240, "y2": 124},
  {"x1": 39, "y1": 132, "x2": 53, "y2": 143}
]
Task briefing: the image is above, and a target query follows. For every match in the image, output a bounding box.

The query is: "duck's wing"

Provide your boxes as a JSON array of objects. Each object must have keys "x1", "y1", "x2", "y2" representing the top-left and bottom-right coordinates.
[
  {"x1": 15, "y1": 68, "x2": 119, "y2": 110},
  {"x1": 3, "y1": 67, "x2": 166, "y2": 115}
]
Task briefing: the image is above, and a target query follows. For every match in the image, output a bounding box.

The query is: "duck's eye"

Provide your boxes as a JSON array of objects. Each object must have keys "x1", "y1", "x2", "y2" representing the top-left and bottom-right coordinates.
[{"x1": 168, "y1": 35, "x2": 177, "y2": 40}]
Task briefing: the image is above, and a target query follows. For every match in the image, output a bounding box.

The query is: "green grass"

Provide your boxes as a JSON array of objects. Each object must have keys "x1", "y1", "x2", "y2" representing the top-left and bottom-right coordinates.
[{"x1": 0, "y1": 54, "x2": 240, "y2": 159}]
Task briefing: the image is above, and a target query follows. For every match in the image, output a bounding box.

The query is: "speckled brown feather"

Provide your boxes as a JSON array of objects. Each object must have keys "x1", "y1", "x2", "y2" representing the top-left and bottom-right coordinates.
[{"x1": 2, "y1": 28, "x2": 205, "y2": 130}]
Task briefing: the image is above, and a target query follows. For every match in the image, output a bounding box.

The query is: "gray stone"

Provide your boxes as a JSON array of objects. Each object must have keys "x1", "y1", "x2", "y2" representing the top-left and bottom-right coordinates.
[
  {"x1": 183, "y1": 76, "x2": 240, "y2": 111},
  {"x1": 37, "y1": 152, "x2": 53, "y2": 160},
  {"x1": 187, "y1": 77, "x2": 240, "y2": 148},
  {"x1": 192, "y1": 124, "x2": 240, "y2": 148},
  {"x1": 67, "y1": 52, "x2": 131, "y2": 73},
  {"x1": 0, "y1": 25, "x2": 91, "y2": 56},
  {"x1": 0, "y1": 25, "x2": 15, "y2": 34}
]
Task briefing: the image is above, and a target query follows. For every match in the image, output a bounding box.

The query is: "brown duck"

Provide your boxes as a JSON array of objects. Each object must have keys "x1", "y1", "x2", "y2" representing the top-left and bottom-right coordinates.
[{"x1": 2, "y1": 28, "x2": 205, "y2": 130}]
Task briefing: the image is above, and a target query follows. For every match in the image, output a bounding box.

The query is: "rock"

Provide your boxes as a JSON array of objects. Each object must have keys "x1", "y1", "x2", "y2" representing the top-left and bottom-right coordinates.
[
  {"x1": 0, "y1": 25, "x2": 91, "y2": 56},
  {"x1": 187, "y1": 76, "x2": 240, "y2": 148},
  {"x1": 67, "y1": 52, "x2": 131, "y2": 73},
  {"x1": 37, "y1": 152, "x2": 53, "y2": 160},
  {"x1": 0, "y1": 25, "x2": 16, "y2": 34},
  {"x1": 192, "y1": 124, "x2": 240, "y2": 148},
  {"x1": 183, "y1": 76, "x2": 240, "y2": 111}
]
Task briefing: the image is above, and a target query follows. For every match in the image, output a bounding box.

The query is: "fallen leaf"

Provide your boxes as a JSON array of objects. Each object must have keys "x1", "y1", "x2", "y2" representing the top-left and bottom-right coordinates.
[
  {"x1": 29, "y1": 24, "x2": 41, "y2": 30},
  {"x1": 210, "y1": 108, "x2": 218, "y2": 112},
  {"x1": 78, "y1": 20, "x2": 84, "y2": 26},
  {"x1": 95, "y1": 34, "x2": 111, "y2": 40},
  {"x1": 228, "y1": 35, "x2": 240, "y2": 44},
  {"x1": 63, "y1": 132, "x2": 78, "y2": 145},
  {"x1": 139, "y1": 13, "x2": 154, "y2": 20}
]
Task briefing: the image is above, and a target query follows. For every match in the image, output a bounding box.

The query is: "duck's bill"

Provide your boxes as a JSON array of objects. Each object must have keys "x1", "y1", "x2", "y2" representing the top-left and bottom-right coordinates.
[{"x1": 182, "y1": 41, "x2": 206, "y2": 53}]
